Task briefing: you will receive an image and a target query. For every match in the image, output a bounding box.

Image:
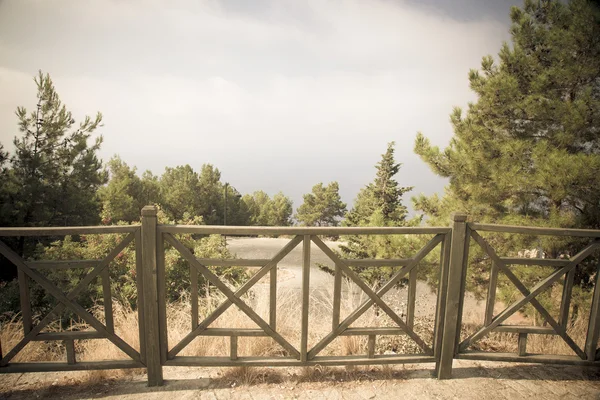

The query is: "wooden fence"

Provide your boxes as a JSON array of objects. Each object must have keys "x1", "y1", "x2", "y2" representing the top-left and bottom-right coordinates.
[{"x1": 0, "y1": 207, "x2": 598, "y2": 386}]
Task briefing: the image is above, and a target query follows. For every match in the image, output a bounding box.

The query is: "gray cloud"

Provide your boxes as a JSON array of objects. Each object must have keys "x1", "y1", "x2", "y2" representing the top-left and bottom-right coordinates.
[{"x1": 0, "y1": 0, "x2": 516, "y2": 214}]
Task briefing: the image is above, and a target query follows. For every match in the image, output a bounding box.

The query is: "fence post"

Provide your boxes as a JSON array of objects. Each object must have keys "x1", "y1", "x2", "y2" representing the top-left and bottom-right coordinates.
[
  {"x1": 141, "y1": 206, "x2": 163, "y2": 386},
  {"x1": 585, "y1": 266, "x2": 600, "y2": 361},
  {"x1": 437, "y1": 213, "x2": 468, "y2": 379}
]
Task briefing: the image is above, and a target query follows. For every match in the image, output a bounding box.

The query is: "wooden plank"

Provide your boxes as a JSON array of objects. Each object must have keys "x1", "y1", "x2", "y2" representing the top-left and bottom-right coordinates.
[
  {"x1": 301, "y1": 235, "x2": 311, "y2": 362},
  {"x1": 344, "y1": 259, "x2": 413, "y2": 267},
  {"x1": 585, "y1": 264, "x2": 600, "y2": 360},
  {"x1": 332, "y1": 262, "x2": 342, "y2": 331},
  {"x1": 191, "y1": 262, "x2": 198, "y2": 330},
  {"x1": 454, "y1": 225, "x2": 471, "y2": 352},
  {"x1": 493, "y1": 325, "x2": 555, "y2": 334},
  {"x1": 27, "y1": 260, "x2": 101, "y2": 270},
  {"x1": 308, "y1": 235, "x2": 443, "y2": 359},
  {"x1": 101, "y1": 267, "x2": 114, "y2": 333},
  {"x1": 0, "y1": 225, "x2": 140, "y2": 236},
  {"x1": 230, "y1": 336, "x2": 238, "y2": 361},
  {"x1": 0, "y1": 360, "x2": 145, "y2": 373},
  {"x1": 270, "y1": 264, "x2": 277, "y2": 330},
  {"x1": 367, "y1": 335, "x2": 375, "y2": 358},
  {"x1": 309, "y1": 236, "x2": 436, "y2": 358},
  {"x1": 438, "y1": 213, "x2": 468, "y2": 379},
  {"x1": 340, "y1": 328, "x2": 406, "y2": 336},
  {"x1": 65, "y1": 340, "x2": 76, "y2": 365},
  {"x1": 434, "y1": 233, "x2": 451, "y2": 368},
  {"x1": 407, "y1": 268, "x2": 416, "y2": 329},
  {"x1": 456, "y1": 351, "x2": 599, "y2": 366},
  {"x1": 0, "y1": 234, "x2": 139, "y2": 366},
  {"x1": 165, "y1": 354, "x2": 435, "y2": 367},
  {"x1": 167, "y1": 235, "x2": 303, "y2": 359},
  {"x1": 468, "y1": 223, "x2": 600, "y2": 238},
  {"x1": 159, "y1": 225, "x2": 451, "y2": 236},
  {"x1": 500, "y1": 257, "x2": 570, "y2": 267},
  {"x1": 558, "y1": 269, "x2": 575, "y2": 327},
  {"x1": 17, "y1": 268, "x2": 32, "y2": 335},
  {"x1": 141, "y1": 206, "x2": 163, "y2": 386},
  {"x1": 156, "y1": 230, "x2": 168, "y2": 365},
  {"x1": 518, "y1": 333, "x2": 527, "y2": 356},
  {"x1": 165, "y1": 234, "x2": 300, "y2": 359},
  {"x1": 197, "y1": 259, "x2": 271, "y2": 267},
  {"x1": 32, "y1": 331, "x2": 105, "y2": 341},
  {"x1": 199, "y1": 329, "x2": 268, "y2": 336},
  {"x1": 485, "y1": 259, "x2": 499, "y2": 326},
  {"x1": 134, "y1": 228, "x2": 146, "y2": 365}
]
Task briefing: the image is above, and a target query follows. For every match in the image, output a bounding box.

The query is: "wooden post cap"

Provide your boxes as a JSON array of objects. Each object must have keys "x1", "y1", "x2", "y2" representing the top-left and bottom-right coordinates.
[
  {"x1": 451, "y1": 213, "x2": 468, "y2": 222},
  {"x1": 141, "y1": 205, "x2": 158, "y2": 217}
]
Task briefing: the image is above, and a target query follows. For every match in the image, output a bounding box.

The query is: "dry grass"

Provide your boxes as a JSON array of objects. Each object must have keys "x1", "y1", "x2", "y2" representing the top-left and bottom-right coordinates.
[{"x1": 0, "y1": 275, "x2": 594, "y2": 386}]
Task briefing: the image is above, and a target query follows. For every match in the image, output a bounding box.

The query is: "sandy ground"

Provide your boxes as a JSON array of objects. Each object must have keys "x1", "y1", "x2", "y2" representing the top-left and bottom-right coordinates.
[{"x1": 1, "y1": 360, "x2": 599, "y2": 399}]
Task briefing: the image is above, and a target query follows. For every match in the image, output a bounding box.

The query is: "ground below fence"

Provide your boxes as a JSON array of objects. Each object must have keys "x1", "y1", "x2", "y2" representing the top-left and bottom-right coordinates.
[{"x1": 1, "y1": 360, "x2": 599, "y2": 399}]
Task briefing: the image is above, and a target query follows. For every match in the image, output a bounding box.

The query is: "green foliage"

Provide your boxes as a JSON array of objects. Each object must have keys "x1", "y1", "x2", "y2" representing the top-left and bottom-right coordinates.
[
  {"x1": 6, "y1": 71, "x2": 107, "y2": 228},
  {"x1": 0, "y1": 71, "x2": 107, "y2": 281},
  {"x1": 336, "y1": 143, "x2": 418, "y2": 289},
  {"x1": 414, "y1": 0, "x2": 600, "y2": 316},
  {"x1": 295, "y1": 182, "x2": 347, "y2": 227},
  {"x1": 242, "y1": 191, "x2": 293, "y2": 226}
]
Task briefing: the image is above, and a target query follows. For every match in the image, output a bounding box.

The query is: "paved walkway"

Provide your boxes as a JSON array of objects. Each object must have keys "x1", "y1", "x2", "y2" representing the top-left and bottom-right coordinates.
[{"x1": 1, "y1": 360, "x2": 599, "y2": 399}]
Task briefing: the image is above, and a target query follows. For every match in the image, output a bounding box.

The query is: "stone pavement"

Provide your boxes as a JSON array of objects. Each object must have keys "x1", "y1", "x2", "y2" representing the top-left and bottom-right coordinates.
[{"x1": 0, "y1": 360, "x2": 599, "y2": 399}]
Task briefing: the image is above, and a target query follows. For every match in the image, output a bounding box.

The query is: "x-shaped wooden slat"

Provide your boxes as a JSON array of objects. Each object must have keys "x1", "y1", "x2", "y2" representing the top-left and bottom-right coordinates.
[
  {"x1": 0, "y1": 233, "x2": 141, "y2": 366},
  {"x1": 165, "y1": 233, "x2": 301, "y2": 359},
  {"x1": 307, "y1": 234, "x2": 445, "y2": 359},
  {"x1": 459, "y1": 231, "x2": 599, "y2": 359}
]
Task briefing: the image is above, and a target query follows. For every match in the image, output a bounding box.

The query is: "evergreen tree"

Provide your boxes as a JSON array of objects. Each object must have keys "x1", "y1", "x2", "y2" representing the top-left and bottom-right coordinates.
[
  {"x1": 296, "y1": 182, "x2": 347, "y2": 226},
  {"x1": 414, "y1": 0, "x2": 600, "y2": 313},
  {"x1": 0, "y1": 71, "x2": 107, "y2": 279},
  {"x1": 337, "y1": 143, "x2": 414, "y2": 289},
  {"x1": 242, "y1": 191, "x2": 293, "y2": 226}
]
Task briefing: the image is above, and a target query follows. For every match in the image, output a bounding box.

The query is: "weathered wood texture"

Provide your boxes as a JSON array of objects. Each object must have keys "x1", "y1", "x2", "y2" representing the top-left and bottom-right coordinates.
[{"x1": 2, "y1": 209, "x2": 599, "y2": 385}]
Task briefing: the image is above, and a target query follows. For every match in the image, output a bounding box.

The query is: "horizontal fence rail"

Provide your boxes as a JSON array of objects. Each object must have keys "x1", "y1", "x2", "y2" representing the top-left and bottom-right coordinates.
[{"x1": 0, "y1": 208, "x2": 598, "y2": 386}]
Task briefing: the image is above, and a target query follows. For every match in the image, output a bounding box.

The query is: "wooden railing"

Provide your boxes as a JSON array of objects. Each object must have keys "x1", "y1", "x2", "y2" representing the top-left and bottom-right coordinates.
[{"x1": 0, "y1": 208, "x2": 599, "y2": 386}]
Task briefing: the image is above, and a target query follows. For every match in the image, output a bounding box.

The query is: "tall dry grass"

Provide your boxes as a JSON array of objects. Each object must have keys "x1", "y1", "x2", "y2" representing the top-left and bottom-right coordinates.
[{"x1": 0, "y1": 275, "x2": 594, "y2": 385}]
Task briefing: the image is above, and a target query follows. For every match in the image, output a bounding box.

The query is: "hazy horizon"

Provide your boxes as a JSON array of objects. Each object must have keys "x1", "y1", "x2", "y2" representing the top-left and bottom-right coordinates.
[{"x1": 0, "y1": 0, "x2": 519, "y2": 213}]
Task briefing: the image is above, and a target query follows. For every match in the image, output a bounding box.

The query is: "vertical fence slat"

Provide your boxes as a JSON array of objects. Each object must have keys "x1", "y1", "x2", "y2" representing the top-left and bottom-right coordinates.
[
  {"x1": 156, "y1": 230, "x2": 168, "y2": 365},
  {"x1": 141, "y1": 206, "x2": 163, "y2": 386},
  {"x1": 17, "y1": 268, "x2": 32, "y2": 335},
  {"x1": 270, "y1": 264, "x2": 277, "y2": 330},
  {"x1": 454, "y1": 226, "x2": 471, "y2": 352},
  {"x1": 191, "y1": 263, "x2": 198, "y2": 330},
  {"x1": 300, "y1": 235, "x2": 311, "y2": 362},
  {"x1": 518, "y1": 333, "x2": 528, "y2": 356},
  {"x1": 438, "y1": 213, "x2": 469, "y2": 379},
  {"x1": 585, "y1": 264, "x2": 600, "y2": 360},
  {"x1": 559, "y1": 269, "x2": 575, "y2": 328},
  {"x1": 65, "y1": 339, "x2": 76, "y2": 365},
  {"x1": 407, "y1": 269, "x2": 416, "y2": 329},
  {"x1": 434, "y1": 233, "x2": 451, "y2": 373},
  {"x1": 368, "y1": 335, "x2": 375, "y2": 358},
  {"x1": 135, "y1": 228, "x2": 147, "y2": 365},
  {"x1": 101, "y1": 267, "x2": 114, "y2": 333},
  {"x1": 230, "y1": 335, "x2": 238, "y2": 361},
  {"x1": 332, "y1": 262, "x2": 342, "y2": 331},
  {"x1": 484, "y1": 261, "x2": 498, "y2": 326}
]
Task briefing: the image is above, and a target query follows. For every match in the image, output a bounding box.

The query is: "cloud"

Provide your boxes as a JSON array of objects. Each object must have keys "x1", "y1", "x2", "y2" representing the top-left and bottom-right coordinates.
[{"x1": 0, "y1": 0, "x2": 513, "y2": 212}]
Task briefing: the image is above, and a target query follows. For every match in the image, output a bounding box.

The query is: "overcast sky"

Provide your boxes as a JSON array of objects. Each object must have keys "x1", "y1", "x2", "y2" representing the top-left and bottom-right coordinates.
[{"x1": 0, "y1": 0, "x2": 518, "y2": 213}]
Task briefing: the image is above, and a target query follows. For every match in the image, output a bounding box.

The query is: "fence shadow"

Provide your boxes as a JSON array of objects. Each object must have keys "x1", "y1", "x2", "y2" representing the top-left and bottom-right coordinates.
[{"x1": 1, "y1": 363, "x2": 599, "y2": 399}]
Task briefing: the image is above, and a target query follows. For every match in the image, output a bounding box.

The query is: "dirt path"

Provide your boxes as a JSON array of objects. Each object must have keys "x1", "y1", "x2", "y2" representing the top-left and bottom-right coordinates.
[{"x1": 1, "y1": 360, "x2": 598, "y2": 399}]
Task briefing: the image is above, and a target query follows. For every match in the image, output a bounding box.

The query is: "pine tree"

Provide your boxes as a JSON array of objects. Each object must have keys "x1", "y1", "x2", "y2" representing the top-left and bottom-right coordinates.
[
  {"x1": 414, "y1": 0, "x2": 600, "y2": 312},
  {"x1": 342, "y1": 142, "x2": 413, "y2": 259},
  {"x1": 0, "y1": 72, "x2": 107, "y2": 280},
  {"x1": 295, "y1": 182, "x2": 347, "y2": 226}
]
